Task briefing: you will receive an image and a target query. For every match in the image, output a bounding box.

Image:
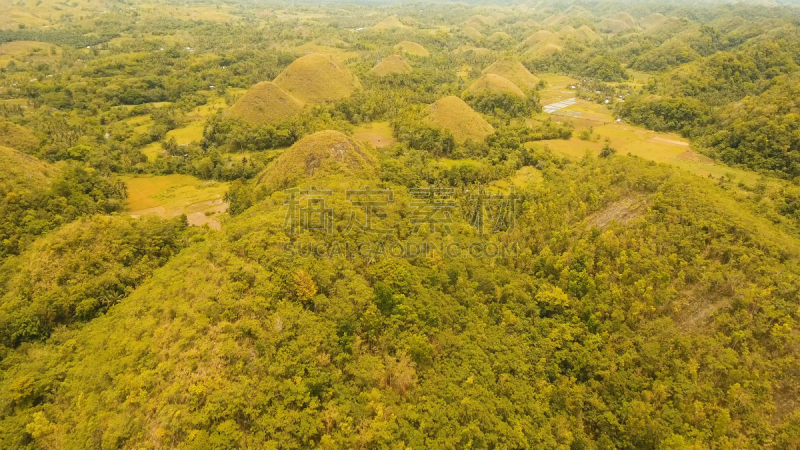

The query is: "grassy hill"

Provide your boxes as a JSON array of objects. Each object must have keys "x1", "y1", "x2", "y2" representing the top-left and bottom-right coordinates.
[
  {"x1": 463, "y1": 73, "x2": 526, "y2": 98},
  {"x1": 225, "y1": 81, "x2": 304, "y2": 125},
  {"x1": 465, "y1": 14, "x2": 495, "y2": 30},
  {"x1": 520, "y1": 30, "x2": 557, "y2": 49},
  {"x1": 486, "y1": 31, "x2": 516, "y2": 46},
  {"x1": 393, "y1": 41, "x2": 429, "y2": 57},
  {"x1": 255, "y1": 130, "x2": 377, "y2": 194},
  {"x1": 273, "y1": 54, "x2": 361, "y2": 104},
  {"x1": 425, "y1": 96, "x2": 494, "y2": 143},
  {"x1": 482, "y1": 59, "x2": 540, "y2": 90},
  {"x1": 463, "y1": 26, "x2": 484, "y2": 41},
  {"x1": 576, "y1": 25, "x2": 601, "y2": 43},
  {"x1": 370, "y1": 55, "x2": 412, "y2": 77},
  {"x1": 372, "y1": 15, "x2": 407, "y2": 31},
  {"x1": 525, "y1": 42, "x2": 564, "y2": 59}
]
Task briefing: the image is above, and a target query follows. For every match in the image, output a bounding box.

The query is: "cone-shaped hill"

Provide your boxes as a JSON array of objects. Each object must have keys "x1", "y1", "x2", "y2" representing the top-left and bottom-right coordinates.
[
  {"x1": 370, "y1": 55, "x2": 412, "y2": 76},
  {"x1": 255, "y1": 130, "x2": 377, "y2": 193},
  {"x1": 425, "y1": 96, "x2": 494, "y2": 143},
  {"x1": 372, "y1": 15, "x2": 407, "y2": 31},
  {"x1": 576, "y1": 25, "x2": 601, "y2": 43},
  {"x1": 482, "y1": 59, "x2": 539, "y2": 90},
  {"x1": 542, "y1": 13, "x2": 567, "y2": 27},
  {"x1": 226, "y1": 82, "x2": 304, "y2": 125},
  {"x1": 463, "y1": 74, "x2": 526, "y2": 98},
  {"x1": 463, "y1": 27, "x2": 484, "y2": 41},
  {"x1": 273, "y1": 54, "x2": 361, "y2": 104},
  {"x1": 393, "y1": 41, "x2": 429, "y2": 57},
  {"x1": 641, "y1": 13, "x2": 667, "y2": 29},
  {"x1": 487, "y1": 31, "x2": 516, "y2": 45},
  {"x1": 520, "y1": 30, "x2": 557, "y2": 49}
]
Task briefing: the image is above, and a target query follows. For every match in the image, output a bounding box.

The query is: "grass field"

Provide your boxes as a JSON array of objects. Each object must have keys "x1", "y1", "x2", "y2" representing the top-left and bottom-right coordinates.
[
  {"x1": 165, "y1": 121, "x2": 205, "y2": 146},
  {"x1": 353, "y1": 122, "x2": 395, "y2": 148},
  {"x1": 529, "y1": 73, "x2": 765, "y2": 187},
  {"x1": 122, "y1": 114, "x2": 154, "y2": 135},
  {"x1": 140, "y1": 142, "x2": 162, "y2": 162},
  {"x1": 0, "y1": 41, "x2": 62, "y2": 69},
  {"x1": 121, "y1": 174, "x2": 229, "y2": 229}
]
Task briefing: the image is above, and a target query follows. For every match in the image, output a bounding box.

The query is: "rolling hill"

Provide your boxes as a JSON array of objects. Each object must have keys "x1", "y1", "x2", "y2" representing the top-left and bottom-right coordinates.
[
  {"x1": 255, "y1": 130, "x2": 377, "y2": 193},
  {"x1": 482, "y1": 59, "x2": 540, "y2": 89},
  {"x1": 273, "y1": 54, "x2": 361, "y2": 104},
  {"x1": 463, "y1": 73, "x2": 526, "y2": 99},
  {"x1": 425, "y1": 95, "x2": 494, "y2": 143},
  {"x1": 370, "y1": 55, "x2": 412, "y2": 77},
  {"x1": 393, "y1": 41, "x2": 429, "y2": 57},
  {"x1": 225, "y1": 81, "x2": 304, "y2": 125}
]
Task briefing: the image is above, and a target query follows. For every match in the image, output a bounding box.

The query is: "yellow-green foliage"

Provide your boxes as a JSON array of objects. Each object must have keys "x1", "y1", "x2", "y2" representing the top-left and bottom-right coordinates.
[
  {"x1": 0, "y1": 118, "x2": 38, "y2": 152},
  {"x1": 393, "y1": 41, "x2": 430, "y2": 57},
  {"x1": 425, "y1": 96, "x2": 494, "y2": 143},
  {"x1": 121, "y1": 174, "x2": 228, "y2": 214},
  {"x1": 372, "y1": 15, "x2": 407, "y2": 31},
  {"x1": 463, "y1": 74, "x2": 526, "y2": 98},
  {"x1": 226, "y1": 81, "x2": 304, "y2": 125},
  {"x1": 370, "y1": 55, "x2": 412, "y2": 77},
  {"x1": 455, "y1": 46, "x2": 492, "y2": 57},
  {"x1": 0, "y1": 146, "x2": 52, "y2": 192},
  {"x1": 482, "y1": 59, "x2": 540, "y2": 90},
  {"x1": 273, "y1": 54, "x2": 362, "y2": 104},
  {"x1": 255, "y1": 130, "x2": 377, "y2": 193},
  {"x1": 0, "y1": 214, "x2": 189, "y2": 347}
]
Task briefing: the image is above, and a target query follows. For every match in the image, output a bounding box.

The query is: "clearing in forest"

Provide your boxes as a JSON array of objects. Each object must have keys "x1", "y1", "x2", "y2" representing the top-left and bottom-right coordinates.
[{"x1": 121, "y1": 174, "x2": 229, "y2": 229}]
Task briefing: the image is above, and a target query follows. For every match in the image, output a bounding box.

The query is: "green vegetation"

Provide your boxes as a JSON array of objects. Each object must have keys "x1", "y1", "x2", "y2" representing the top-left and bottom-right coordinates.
[{"x1": 0, "y1": 1, "x2": 799, "y2": 448}]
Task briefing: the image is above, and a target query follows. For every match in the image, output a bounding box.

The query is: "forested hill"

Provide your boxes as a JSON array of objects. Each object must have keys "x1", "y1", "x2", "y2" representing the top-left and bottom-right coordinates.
[{"x1": 2, "y1": 145, "x2": 800, "y2": 447}]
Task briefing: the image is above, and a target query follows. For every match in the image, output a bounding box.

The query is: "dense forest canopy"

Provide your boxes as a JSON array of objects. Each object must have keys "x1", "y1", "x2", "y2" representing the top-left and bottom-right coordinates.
[{"x1": 1, "y1": 0, "x2": 800, "y2": 448}]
